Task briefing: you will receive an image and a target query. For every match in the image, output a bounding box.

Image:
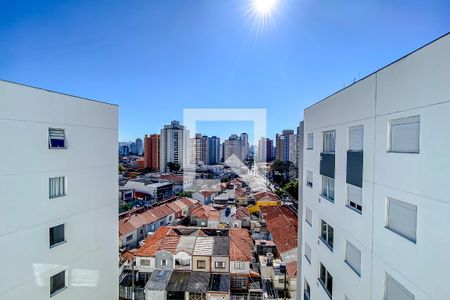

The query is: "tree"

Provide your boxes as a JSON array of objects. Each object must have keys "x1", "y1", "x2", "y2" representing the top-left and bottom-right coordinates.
[
  {"x1": 283, "y1": 180, "x2": 299, "y2": 200},
  {"x1": 176, "y1": 191, "x2": 193, "y2": 198}
]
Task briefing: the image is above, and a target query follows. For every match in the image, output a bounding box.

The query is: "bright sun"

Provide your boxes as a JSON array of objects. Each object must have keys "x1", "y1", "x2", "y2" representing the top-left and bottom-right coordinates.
[{"x1": 252, "y1": 0, "x2": 278, "y2": 15}]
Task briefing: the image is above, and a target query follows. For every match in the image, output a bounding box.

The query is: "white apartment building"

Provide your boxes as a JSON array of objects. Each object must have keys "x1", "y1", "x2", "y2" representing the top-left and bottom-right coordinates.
[
  {"x1": 0, "y1": 80, "x2": 118, "y2": 300},
  {"x1": 160, "y1": 120, "x2": 189, "y2": 173},
  {"x1": 301, "y1": 33, "x2": 450, "y2": 300}
]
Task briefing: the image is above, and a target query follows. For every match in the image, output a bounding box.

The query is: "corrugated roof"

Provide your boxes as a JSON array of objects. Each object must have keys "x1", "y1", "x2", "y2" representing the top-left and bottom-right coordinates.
[
  {"x1": 186, "y1": 272, "x2": 210, "y2": 293},
  {"x1": 145, "y1": 270, "x2": 172, "y2": 291},
  {"x1": 166, "y1": 202, "x2": 182, "y2": 213},
  {"x1": 166, "y1": 271, "x2": 190, "y2": 292},
  {"x1": 193, "y1": 236, "x2": 215, "y2": 256},
  {"x1": 176, "y1": 236, "x2": 196, "y2": 254},
  {"x1": 260, "y1": 206, "x2": 298, "y2": 254},
  {"x1": 213, "y1": 236, "x2": 230, "y2": 256}
]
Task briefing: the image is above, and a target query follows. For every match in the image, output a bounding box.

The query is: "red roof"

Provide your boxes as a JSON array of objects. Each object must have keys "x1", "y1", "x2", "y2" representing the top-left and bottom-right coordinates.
[
  {"x1": 135, "y1": 227, "x2": 176, "y2": 257},
  {"x1": 119, "y1": 214, "x2": 146, "y2": 236},
  {"x1": 166, "y1": 202, "x2": 182, "y2": 214},
  {"x1": 286, "y1": 261, "x2": 298, "y2": 278},
  {"x1": 173, "y1": 199, "x2": 188, "y2": 211},
  {"x1": 253, "y1": 191, "x2": 280, "y2": 202},
  {"x1": 229, "y1": 228, "x2": 253, "y2": 261},
  {"x1": 235, "y1": 188, "x2": 247, "y2": 198},
  {"x1": 149, "y1": 206, "x2": 166, "y2": 219},
  {"x1": 159, "y1": 203, "x2": 175, "y2": 215},
  {"x1": 140, "y1": 210, "x2": 158, "y2": 224},
  {"x1": 260, "y1": 206, "x2": 298, "y2": 254},
  {"x1": 179, "y1": 197, "x2": 199, "y2": 207},
  {"x1": 234, "y1": 207, "x2": 250, "y2": 220},
  {"x1": 191, "y1": 205, "x2": 217, "y2": 221}
]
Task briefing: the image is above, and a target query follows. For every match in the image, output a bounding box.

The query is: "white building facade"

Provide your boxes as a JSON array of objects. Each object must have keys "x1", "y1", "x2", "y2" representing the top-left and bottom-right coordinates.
[
  {"x1": 160, "y1": 120, "x2": 189, "y2": 173},
  {"x1": 0, "y1": 80, "x2": 118, "y2": 300},
  {"x1": 301, "y1": 33, "x2": 450, "y2": 300}
]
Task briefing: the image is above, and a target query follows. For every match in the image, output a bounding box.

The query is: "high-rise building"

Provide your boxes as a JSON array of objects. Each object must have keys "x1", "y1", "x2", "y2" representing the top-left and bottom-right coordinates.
[
  {"x1": 208, "y1": 136, "x2": 220, "y2": 165},
  {"x1": 223, "y1": 134, "x2": 247, "y2": 162},
  {"x1": 257, "y1": 137, "x2": 274, "y2": 163},
  {"x1": 144, "y1": 134, "x2": 160, "y2": 171},
  {"x1": 241, "y1": 132, "x2": 249, "y2": 161},
  {"x1": 276, "y1": 129, "x2": 298, "y2": 166},
  {"x1": 135, "y1": 138, "x2": 144, "y2": 155},
  {"x1": 129, "y1": 141, "x2": 137, "y2": 154},
  {"x1": 160, "y1": 120, "x2": 189, "y2": 172},
  {"x1": 301, "y1": 33, "x2": 450, "y2": 300},
  {"x1": 0, "y1": 80, "x2": 118, "y2": 299}
]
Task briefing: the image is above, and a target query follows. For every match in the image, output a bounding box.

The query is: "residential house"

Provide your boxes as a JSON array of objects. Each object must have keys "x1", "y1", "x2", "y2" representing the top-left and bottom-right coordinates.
[
  {"x1": 192, "y1": 237, "x2": 215, "y2": 272},
  {"x1": 211, "y1": 236, "x2": 230, "y2": 273}
]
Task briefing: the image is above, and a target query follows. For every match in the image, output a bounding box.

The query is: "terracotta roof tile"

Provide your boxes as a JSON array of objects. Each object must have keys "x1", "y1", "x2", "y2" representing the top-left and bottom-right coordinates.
[
  {"x1": 166, "y1": 202, "x2": 182, "y2": 214},
  {"x1": 253, "y1": 191, "x2": 280, "y2": 202},
  {"x1": 260, "y1": 206, "x2": 298, "y2": 254},
  {"x1": 229, "y1": 228, "x2": 253, "y2": 261},
  {"x1": 135, "y1": 227, "x2": 174, "y2": 257}
]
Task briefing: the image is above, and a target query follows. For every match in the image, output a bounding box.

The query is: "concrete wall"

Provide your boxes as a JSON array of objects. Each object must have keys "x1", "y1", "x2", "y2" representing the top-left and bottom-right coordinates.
[
  {"x1": 211, "y1": 256, "x2": 230, "y2": 273},
  {"x1": 0, "y1": 80, "x2": 118, "y2": 300},
  {"x1": 192, "y1": 256, "x2": 211, "y2": 272},
  {"x1": 301, "y1": 33, "x2": 450, "y2": 300}
]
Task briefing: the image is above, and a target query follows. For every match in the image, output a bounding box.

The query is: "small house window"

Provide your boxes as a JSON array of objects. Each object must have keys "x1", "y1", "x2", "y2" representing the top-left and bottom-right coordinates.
[
  {"x1": 50, "y1": 224, "x2": 65, "y2": 248},
  {"x1": 49, "y1": 176, "x2": 67, "y2": 199},
  {"x1": 50, "y1": 270, "x2": 66, "y2": 297},
  {"x1": 48, "y1": 128, "x2": 67, "y2": 149}
]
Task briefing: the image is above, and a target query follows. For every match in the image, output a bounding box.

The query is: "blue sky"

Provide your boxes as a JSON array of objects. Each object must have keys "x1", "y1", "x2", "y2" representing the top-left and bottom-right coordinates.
[{"x1": 0, "y1": 0, "x2": 449, "y2": 143}]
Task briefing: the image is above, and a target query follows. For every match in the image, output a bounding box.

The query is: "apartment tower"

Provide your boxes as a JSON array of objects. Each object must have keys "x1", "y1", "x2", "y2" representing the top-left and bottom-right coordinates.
[
  {"x1": 301, "y1": 33, "x2": 450, "y2": 300},
  {"x1": 0, "y1": 80, "x2": 118, "y2": 299}
]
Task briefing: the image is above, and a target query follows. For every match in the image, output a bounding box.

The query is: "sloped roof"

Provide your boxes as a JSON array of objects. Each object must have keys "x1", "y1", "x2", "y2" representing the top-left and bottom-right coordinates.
[
  {"x1": 253, "y1": 191, "x2": 280, "y2": 202},
  {"x1": 191, "y1": 205, "x2": 217, "y2": 221},
  {"x1": 213, "y1": 236, "x2": 230, "y2": 256},
  {"x1": 119, "y1": 214, "x2": 146, "y2": 236},
  {"x1": 186, "y1": 272, "x2": 211, "y2": 293},
  {"x1": 209, "y1": 274, "x2": 230, "y2": 292},
  {"x1": 173, "y1": 199, "x2": 188, "y2": 211},
  {"x1": 176, "y1": 236, "x2": 196, "y2": 254},
  {"x1": 166, "y1": 202, "x2": 183, "y2": 214},
  {"x1": 166, "y1": 271, "x2": 190, "y2": 292},
  {"x1": 140, "y1": 210, "x2": 159, "y2": 224},
  {"x1": 145, "y1": 270, "x2": 172, "y2": 291},
  {"x1": 150, "y1": 206, "x2": 167, "y2": 219},
  {"x1": 179, "y1": 197, "x2": 199, "y2": 207},
  {"x1": 193, "y1": 236, "x2": 215, "y2": 256},
  {"x1": 229, "y1": 228, "x2": 253, "y2": 261},
  {"x1": 234, "y1": 207, "x2": 250, "y2": 220},
  {"x1": 158, "y1": 235, "x2": 180, "y2": 254},
  {"x1": 286, "y1": 261, "x2": 297, "y2": 278},
  {"x1": 135, "y1": 227, "x2": 174, "y2": 257},
  {"x1": 260, "y1": 206, "x2": 298, "y2": 254},
  {"x1": 159, "y1": 204, "x2": 175, "y2": 216}
]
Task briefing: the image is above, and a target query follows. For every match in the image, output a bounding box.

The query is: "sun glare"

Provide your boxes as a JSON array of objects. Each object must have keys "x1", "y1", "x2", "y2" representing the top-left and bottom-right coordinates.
[
  {"x1": 245, "y1": 0, "x2": 281, "y2": 32},
  {"x1": 252, "y1": 0, "x2": 278, "y2": 15}
]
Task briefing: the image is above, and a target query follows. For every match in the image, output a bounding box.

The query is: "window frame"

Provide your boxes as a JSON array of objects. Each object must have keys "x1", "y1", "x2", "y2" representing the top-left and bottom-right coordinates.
[
  {"x1": 307, "y1": 133, "x2": 314, "y2": 150},
  {"x1": 318, "y1": 263, "x2": 333, "y2": 298},
  {"x1": 197, "y1": 260, "x2": 206, "y2": 269},
  {"x1": 388, "y1": 115, "x2": 420, "y2": 154},
  {"x1": 345, "y1": 241, "x2": 362, "y2": 277},
  {"x1": 50, "y1": 270, "x2": 67, "y2": 297},
  {"x1": 347, "y1": 184, "x2": 362, "y2": 214},
  {"x1": 305, "y1": 207, "x2": 312, "y2": 227},
  {"x1": 49, "y1": 176, "x2": 67, "y2": 199},
  {"x1": 304, "y1": 242, "x2": 311, "y2": 264},
  {"x1": 49, "y1": 224, "x2": 66, "y2": 248},
  {"x1": 215, "y1": 261, "x2": 226, "y2": 269},
  {"x1": 385, "y1": 197, "x2": 417, "y2": 243},
  {"x1": 320, "y1": 220, "x2": 334, "y2": 251},
  {"x1": 48, "y1": 128, "x2": 67, "y2": 149},
  {"x1": 322, "y1": 130, "x2": 336, "y2": 154},
  {"x1": 321, "y1": 175, "x2": 335, "y2": 202}
]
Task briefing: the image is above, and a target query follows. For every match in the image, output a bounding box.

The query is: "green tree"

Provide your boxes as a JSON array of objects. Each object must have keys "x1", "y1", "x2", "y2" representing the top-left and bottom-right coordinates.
[{"x1": 167, "y1": 162, "x2": 181, "y2": 172}]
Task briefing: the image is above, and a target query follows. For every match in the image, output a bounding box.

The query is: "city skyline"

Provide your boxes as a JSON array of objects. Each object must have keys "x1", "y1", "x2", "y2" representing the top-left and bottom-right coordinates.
[{"x1": 1, "y1": 1, "x2": 449, "y2": 141}]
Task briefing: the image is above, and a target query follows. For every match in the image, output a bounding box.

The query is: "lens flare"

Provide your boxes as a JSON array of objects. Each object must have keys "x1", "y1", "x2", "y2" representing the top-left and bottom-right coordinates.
[{"x1": 252, "y1": 0, "x2": 278, "y2": 16}]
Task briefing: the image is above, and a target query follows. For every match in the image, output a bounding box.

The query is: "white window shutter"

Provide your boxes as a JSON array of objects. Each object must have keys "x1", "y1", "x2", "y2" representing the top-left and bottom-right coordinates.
[
  {"x1": 348, "y1": 184, "x2": 362, "y2": 206},
  {"x1": 307, "y1": 170, "x2": 313, "y2": 186},
  {"x1": 385, "y1": 274, "x2": 415, "y2": 300},
  {"x1": 349, "y1": 125, "x2": 364, "y2": 151},
  {"x1": 387, "y1": 198, "x2": 417, "y2": 242},
  {"x1": 390, "y1": 116, "x2": 420, "y2": 153},
  {"x1": 305, "y1": 207, "x2": 312, "y2": 225},
  {"x1": 305, "y1": 243, "x2": 311, "y2": 262},
  {"x1": 346, "y1": 241, "x2": 361, "y2": 275}
]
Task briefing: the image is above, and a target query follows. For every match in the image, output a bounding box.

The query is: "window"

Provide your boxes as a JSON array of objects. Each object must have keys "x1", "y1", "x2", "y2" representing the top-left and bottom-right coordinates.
[
  {"x1": 234, "y1": 262, "x2": 245, "y2": 269},
  {"x1": 50, "y1": 270, "x2": 66, "y2": 297},
  {"x1": 319, "y1": 263, "x2": 333, "y2": 298},
  {"x1": 215, "y1": 261, "x2": 226, "y2": 269},
  {"x1": 305, "y1": 207, "x2": 312, "y2": 226},
  {"x1": 321, "y1": 176, "x2": 335, "y2": 201},
  {"x1": 126, "y1": 235, "x2": 133, "y2": 242},
  {"x1": 161, "y1": 259, "x2": 167, "y2": 266},
  {"x1": 231, "y1": 276, "x2": 247, "y2": 289},
  {"x1": 320, "y1": 220, "x2": 334, "y2": 250},
  {"x1": 386, "y1": 198, "x2": 417, "y2": 242},
  {"x1": 385, "y1": 273, "x2": 415, "y2": 300},
  {"x1": 48, "y1": 128, "x2": 67, "y2": 149},
  {"x1": 389, "y1": 115, "x2": 420, "y2": 153},
  {"x1": 349, "y1": 125, "x2": 364, "y2": 151},
  {"x1": 197, "y1": 260, "x2": 206, "y2": 269},
  {"x1": 306, "y1": 170, "x2": 313, "y2": 188},
  {"x1": 323, "y1": 130, "x2": 336, "y2": 153},
  {"x1": 347, "y1": 184, "x2": 362, "y2": 213},
  {"x1": 278, "y1": 278, "x2": 285, "y2": 284},
  {"x1": 304, "y1": 280, "x2": 311, "y2": 300},
  {"x1": 140, "y1": 259, "x2": 151, "y2": 266},
  {"x1": 305, "y1": 243, "x2": 311, "y2": 264},
  {"x1": 49, "y1": 176, "x2": 66, "y2": 199},
  {"x1": 307, "y1": 133, "x2": 314, "y2": 150},
  {"x1": 50, "y1": 224, "x2": 65, "y2": 248},
  {"x1": 345, "y1": 241, "x2": 361, "y2": 276}
]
